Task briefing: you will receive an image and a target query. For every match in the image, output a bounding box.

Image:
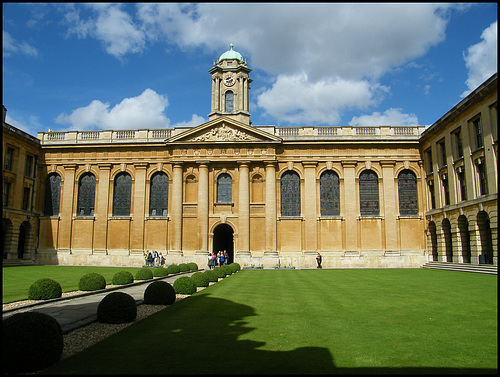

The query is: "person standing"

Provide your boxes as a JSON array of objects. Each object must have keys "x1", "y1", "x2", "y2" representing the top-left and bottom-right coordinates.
[
  {"x1": 220, "y1": 251, "x2": 225, "y2": 266},
  {"x1": 316, "y1": 252, "x2": 322, "y2": 269},
  {"x1": 223, "y1": 250, "x2": 229, "y2": 265}
]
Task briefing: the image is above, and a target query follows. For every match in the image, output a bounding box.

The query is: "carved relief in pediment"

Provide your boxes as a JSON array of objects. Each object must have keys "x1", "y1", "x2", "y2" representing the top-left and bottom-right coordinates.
[{"x1": 189, "y1": 124, "x2": 261, "y2": 142}]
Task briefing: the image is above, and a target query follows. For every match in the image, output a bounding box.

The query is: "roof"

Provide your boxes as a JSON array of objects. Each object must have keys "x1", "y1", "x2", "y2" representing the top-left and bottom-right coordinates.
[{"x1": 218, "y1": 43, "x2": 243, "y2": 62}]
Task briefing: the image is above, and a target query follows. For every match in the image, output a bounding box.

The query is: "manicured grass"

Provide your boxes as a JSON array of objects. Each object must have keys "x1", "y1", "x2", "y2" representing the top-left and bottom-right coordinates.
[
  {"x1": 42, "y1": 268, "x2": 497, "y2": 374},
  {"x1": 2, "y1": 266, "x2": 145, "y2": 303}
]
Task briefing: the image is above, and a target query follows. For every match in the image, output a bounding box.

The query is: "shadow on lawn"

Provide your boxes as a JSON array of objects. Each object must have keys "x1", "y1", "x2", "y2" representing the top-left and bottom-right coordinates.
[{"x1": 42, "y1": 293, "x2": 496, "y2": 375}]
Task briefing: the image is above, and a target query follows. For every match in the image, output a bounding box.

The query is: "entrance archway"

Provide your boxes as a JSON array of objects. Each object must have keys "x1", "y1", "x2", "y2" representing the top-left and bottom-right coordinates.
[
  {"x1": 17, "y1": 222, "x2": 29, "y2": 259},
  {"x1": 458, "y1": 215, "x2": 471, "y2": 263},
  {"x1": 213, "y1": 224, "x2": 234, "y2": 264},
  {"x1": 428, "y1": 222, "x2": 438, "y2": 261},
  {"x1": 442, "y1": 219, "x2": 452, "y2": 262},
  {"x1": 477, "y1": 211, "x2": 493, "y2": 264}
]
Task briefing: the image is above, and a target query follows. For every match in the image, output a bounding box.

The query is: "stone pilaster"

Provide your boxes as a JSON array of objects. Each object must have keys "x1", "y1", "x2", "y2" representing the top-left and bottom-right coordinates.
[
  {"x1": 265, "y1": 161, "x2": 277, "y2": 252},
  {"x1": 197, "y1": 161, "x2": 210, "y2": 253},
  {"x1": 342, "y1": 160, "x2": 357, "y2": 251},
  {"x1": 303, "y1": 161, "x2": 318, "y2": 252},
  {"x1": 238, "y1": 161, "x2": 250, "y2": 253},
  {"x1": 171, "y1": 162, "x2": 183, "y2": 252},
  {"x1": 381, "y1": 161, "x2": 397, "y2": 251},
  {"x1": 58, "y1": 164, "x2": 77, "y2": 252},
  {"x1": 130, "y1": 163, "x2": 148, "y2": 254},
  {"x1": 93, "y1": 163, "x2": 111, "y2": 253}
]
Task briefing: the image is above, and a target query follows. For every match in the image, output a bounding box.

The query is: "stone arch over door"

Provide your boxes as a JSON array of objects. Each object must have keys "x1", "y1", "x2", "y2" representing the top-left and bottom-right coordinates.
[
  {"x1": 477, "y1": 211, "x2": 493, "y2": 264},
  {"x1": 458, "y1": 215, "x2": 471, "y2": 264},
  {"x1": 442, "y1": 218, "x2": 452, "y2": 262},
  {"x1": 212, "y1": 223, "x2": 234, "y2": 264},
  {"x1": 17, "y1": 221, "x2": 31, "y2": 260},
  {"x1": 428, "y1": 221, "x2": 438, "y2": 261},
  {"x1": 3, "y1": 218, "x2": 13, "y2": 259}
]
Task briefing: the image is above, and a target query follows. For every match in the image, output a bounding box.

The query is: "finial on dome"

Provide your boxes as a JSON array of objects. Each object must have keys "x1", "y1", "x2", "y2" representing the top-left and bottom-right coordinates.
[{"x1": 229, "y1": 43, "x2": 234, "y2": 50}]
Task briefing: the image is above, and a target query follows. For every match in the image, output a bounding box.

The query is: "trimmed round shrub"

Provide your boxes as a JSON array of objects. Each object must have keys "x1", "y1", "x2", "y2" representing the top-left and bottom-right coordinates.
[
  {"x1": 143, "y1": 281, "x2": 176, "y2": 305},
  {"x1": 190, "y1": 271, "x2": 209, "y2": 288},
  {"x1": 203, "y1": 269, "x2": 218, "y2": 283},
  {"x1": 28, "y1": 278, "x2": 62, "y2": 300},
  {"x1": 229, "y1": 262, "x2": 241, "y2": 273},
  {"x1": 135, "y1": 268, "x2": 153, "y2": 281},
  {"x1": 152, "y1": 267, "x2": 169, "y2": 277},
  {"x1": 3, "y1": 311, "x2": 63, "y2": 373},
  {"x1": 112, "y1": 271, "x2": 134, "y2": 285},
  {"x1": 78, "y1": 273, "x2": 106, "y2": 291},
  {"x1": 179, "y1": 263, "x2": 190, "y2": 272},
  {"x1": 173, "y1": 276, "x2": 197, "y2": 295},
  {"x1": 187, "y1": 262, "x2": 198, "y2": 271},
  {"x1": 221, "y1": 264, "x2": 233, "y2": 276},
  {"x1": 97, "y1": 292, "x2": 137, "y2": 324},
  {"x1": 166, "y1": 264, "x2": 180, "y2": 274},
  {"x1": 213, "y1": 267, "x2": 227, "y2": 279}
]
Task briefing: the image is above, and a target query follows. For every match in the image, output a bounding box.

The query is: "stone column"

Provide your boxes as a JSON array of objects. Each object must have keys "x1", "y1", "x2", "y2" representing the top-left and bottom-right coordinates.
[
  {"x1": 381, "y1": 161, "x2": 397, "y2": 251},
  {"x1": 93, "y1": 163, "x2": 111, "y2": 254},
  {"x1": 197, "y1": 161, "x2": 210, "y2": 253},
  {"x1": 171, "y1": 162, "x2": 184, "y2": 252},
  {"x1": 265, "y1": 161, "x2": 277, "y2": 252},
  {"x1": 303, "y1": 161, "x2": 318, "y2": 252},
  {"x1": 130, "y1": 163, "x2": 148, "y2": 254},
  {"x1": 58, "y1": 164, "x2": 77, "y2": 253},
  {"x1": 342, "y1": 161, "x2": 357, "y2": 251},
  {"x1": 238, "y1": 161, "x2": 250, "y2": 253}
]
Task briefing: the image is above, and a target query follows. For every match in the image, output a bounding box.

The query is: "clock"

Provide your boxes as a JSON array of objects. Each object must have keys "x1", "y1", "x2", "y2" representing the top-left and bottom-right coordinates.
[{"x1": 224, "y1": 74, "x2": 235, "y2": 86}]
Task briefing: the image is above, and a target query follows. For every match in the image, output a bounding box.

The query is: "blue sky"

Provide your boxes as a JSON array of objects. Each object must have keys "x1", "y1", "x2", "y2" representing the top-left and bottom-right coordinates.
[{"x1": 3, "y1": 3, "x2": 498, "y2": 137}]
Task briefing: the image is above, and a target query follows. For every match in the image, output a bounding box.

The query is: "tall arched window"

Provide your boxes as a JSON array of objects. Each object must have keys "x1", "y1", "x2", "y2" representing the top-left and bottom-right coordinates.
[
  {"x1": 77, "y1": 173, "x2": 96, "y2": 216},
  {"x1": 320, "y1": 170, "x2": 340, "y2": 216},
  {"x1": 225, "y1": 91, "x2": 234, "y2": 113},
  {"x1": 149, "y1": 172, "x2": 168, "y2": 216},
  {"x1": 398, "y1": 169, "x2": 418, "y2": 216},
  {"x1": 113, "y1": 172, "x2": 132, "y2": 216},
  {"x1": 44, "y1": 173, "x2": 61, "y2": 216},
  {"x1": 281, "y1": 171, "x2": 300, "y2": 216},
  {"x1": 217, "y1": 173, "x2": 232, "y2": 203},
  {"x1": 359, "y1": 170, "x2": 379, "y2": 216}
]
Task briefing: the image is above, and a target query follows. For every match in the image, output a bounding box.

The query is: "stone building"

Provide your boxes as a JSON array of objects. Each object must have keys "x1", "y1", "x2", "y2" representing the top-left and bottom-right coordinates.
[{"x1": 2, "y1": 45, "x2": 497, "y2": 268}]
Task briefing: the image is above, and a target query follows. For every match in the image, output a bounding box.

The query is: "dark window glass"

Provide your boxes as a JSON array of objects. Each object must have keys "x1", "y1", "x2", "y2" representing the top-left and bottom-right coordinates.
[
  {"x1": 281, "y1": 171, "x2": 301, "y2": 216},
  {"x1": 398, "y1": 170, "x2": 418, "y2": 216},
  {"x1": 473, "y1": 118, "x2": 483, "y2": 149},
  {"x1": 217, "y1": 173, "x2": 232, "y2": 203},
  {"x1": 458, "y1": 171, "x2": 467, "y2": 201},
  {"x1": 44, "y1": 173, "x2": 61, "y2": 216},
  {"x1": 25, "y1": 155, "x2": 33, "y2": 177},
  {"x1": 453, "y1": 129, "x2": 463, "y2": 158},
  {"x1": 22, "y1": 187, "x2": 30, "y2": 210},
  {"x1": 359, "y1": 170, "x2": 379, "y2": 216},
  {"x1": 225, "y1": 91, "x2": 234, "y2": 113},
  {"x1": 113, "y1": 172, "x2": 132, "y2": 216},
  {"x1": 320, "y1": 171, "x2": 340, "y2": 216},
  {"x1": 425, "y1": 148, "x2": 433, "y2": 174},
  {"x1": 77, "y1": 173, "x2": 96, "y2": 216},
  {"x1": 442, "y1": 176, "x2": 450, "y2": 206},
  {"x1": 3, "y1": 181, "x2": 11, "y2": 207},
  {"x1": 428, "y1": 182, "x2": 436, "y2": 209},
  {"x1": 477, "y1": 162, "x2": 488, "y2": 195},
  {"x1": 150, "y1": 172, "x2": 168, "y2": 216},
  {"x1": 5, "y1": 148, "x2": 14, "y2": 171},
  {"x1": 438, "y1": 140, "x2": 447, "y2": 167}
]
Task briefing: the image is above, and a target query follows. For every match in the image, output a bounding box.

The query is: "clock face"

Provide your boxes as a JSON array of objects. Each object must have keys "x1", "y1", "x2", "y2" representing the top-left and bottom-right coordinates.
[{"x1": 224, "y1": 75, "x2": 235, "y2": 86}]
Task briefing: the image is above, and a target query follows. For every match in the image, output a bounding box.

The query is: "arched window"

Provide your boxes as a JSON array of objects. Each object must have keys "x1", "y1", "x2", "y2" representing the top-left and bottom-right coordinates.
[
  {"x1": 44, "y1": 173, "x2": 61, "y2": 216},
  {"x1": 281, "y1": 171, "x2": 300, "y2": 216},
  {"x1": 359, "y1": 170, "x2": 379, "y2": 216},
  {"x1": 320, "y1": 170, "x2": 340, "y2": 216},
  {"x1": 398, "y1": 169, "x2": 418, "y2": 216},
  {"x1": 149, "y1": 172, "x2": 168, "y2": 216},
  {"x1": 225, "y1": 91, "x2": 234, "y2": 113},
  {"x1": 217, "y1": 173, "x2": 232, "y2": 203},
  {"x1": 113, "y1": 172, "x2": 132, "y2": 216},
  {"x1": 77, "y1": 173, "x2": 96, "y2": 216}
]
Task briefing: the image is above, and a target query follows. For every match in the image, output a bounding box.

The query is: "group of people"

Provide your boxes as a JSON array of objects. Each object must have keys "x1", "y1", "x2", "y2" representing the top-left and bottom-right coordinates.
[
  {"x1": 208, "y1": 250, "x2": 229, "y2": 269},
  {"x1": 144, "y1": 250, "x2": 164, "y2": 267}
]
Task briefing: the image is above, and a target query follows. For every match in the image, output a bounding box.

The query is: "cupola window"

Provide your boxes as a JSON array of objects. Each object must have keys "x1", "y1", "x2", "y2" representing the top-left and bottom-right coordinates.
[{"x1": 225, "y1": 91, "x2": 234, "y2": 113}]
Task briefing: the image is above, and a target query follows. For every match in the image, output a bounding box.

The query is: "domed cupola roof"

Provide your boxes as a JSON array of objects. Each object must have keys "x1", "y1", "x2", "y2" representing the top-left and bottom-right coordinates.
[{"x1": 218, "y1": 43, "x2": 243, "y2": 62}]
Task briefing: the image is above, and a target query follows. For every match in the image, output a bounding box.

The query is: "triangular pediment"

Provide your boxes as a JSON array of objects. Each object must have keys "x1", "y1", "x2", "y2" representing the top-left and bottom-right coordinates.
[{"x1": 166, "y1": 117, "x2": 282, "y2": 144}]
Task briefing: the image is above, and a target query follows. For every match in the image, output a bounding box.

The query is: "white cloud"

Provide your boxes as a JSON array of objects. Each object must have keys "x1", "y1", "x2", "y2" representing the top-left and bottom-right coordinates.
[
  {"x1": 3, "y1": 31, "x2": 38, "y2": 57},
  {"x1": 349, "y1": 108, "x2": 419, "y2": 127},
  {"x1": 462, "y1": 21, "x2": 498, "y2": 96},
  {"x1": 55, "y1": 89, "x2": 171, "y2": 130},
  {"x1": 172, "y1": 114, "x2": 207, "y2": 129}
]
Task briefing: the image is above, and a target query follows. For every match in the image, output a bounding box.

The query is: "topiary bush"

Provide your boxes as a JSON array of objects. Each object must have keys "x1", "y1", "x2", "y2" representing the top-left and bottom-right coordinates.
[
  {"x1": 173, "y1": 276, "x2": 197, "y2": 295},
  {"x1": 143, "y1": 281, "x2": 176, "y2": 305},
  {"x1": 213, "y1": 266, "x2": 227, "y2": 279},
  {"x1": 187, "y1": 262, "x2": 198, "y2": 271},
  {"x1": 97, "y1": 292, "x2": 137, "y2": 324},
  {"x1": 166, "y1": 264, "x2": 180, "y2": 274},
  {"x1": 2, "y1": 311, "x2": 63, "y2": 373},
  {"x1": 203, "y1": 269, "x2": 219, "y2": 283},
  {"x1": 152, "y1": 267, "x2": 169, "y2": 277},
  {"x1": 28, "y1": 278, "x2": 62, "y2": 300},
  {"x1": 179, "y1": 263, "x2": 190, "y2": 272},
  {"x1": 112, "y1": 271, "x2": 134, "y2": 285},
  {"x1": 135, "y1": 268, "x2": 153, "y2": 281},
  {"x1": 229, "y1": 262, "x2": 241, "y2": 273},
  {"x1": 78, "y1": 273, "x2": 106, "y2": 291},
  {"x1": 221, "y1": 264, "x2": 233, "y2": 276},
  {"x1": 190, "y1": 271, "x2": 209, "y2": 288}
]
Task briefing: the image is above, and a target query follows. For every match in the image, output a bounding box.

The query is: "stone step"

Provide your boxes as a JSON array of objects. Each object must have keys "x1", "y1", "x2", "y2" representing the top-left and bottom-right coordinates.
[
  {"x1": 2, "y1": 259, "x2": 37, "y2": 267},
  {"x1": 421, "y1": 261, "x2": 497, "y2": 275}
]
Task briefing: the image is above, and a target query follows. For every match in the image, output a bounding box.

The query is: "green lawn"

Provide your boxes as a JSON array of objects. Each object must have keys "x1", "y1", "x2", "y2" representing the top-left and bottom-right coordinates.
[
  {"x1": 2, "y1": 265, "x2": 145, "y2": 303},
  {"x1": 41, "y1": 268, "x2": 497, "y2": 374}
]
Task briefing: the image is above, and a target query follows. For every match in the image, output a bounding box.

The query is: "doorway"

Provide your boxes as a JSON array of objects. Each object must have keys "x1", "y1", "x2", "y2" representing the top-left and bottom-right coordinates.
[{"x1": 213, "y1": 224, "x2": 234, "y2": 264}]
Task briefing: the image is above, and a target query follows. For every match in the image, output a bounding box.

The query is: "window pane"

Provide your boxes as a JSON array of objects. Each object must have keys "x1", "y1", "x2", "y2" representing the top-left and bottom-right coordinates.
[
  {"x1": 281, "y1": 171, "x2": 300, "y2": 216},
  {"x1": 113, "y1": 173, "x2": 132, "y2": 216},
  {"x1": 398, "y1": 170, "x2": 418, "y2": 216},
  {"x1": 77, "y1": 173, "x2": 96, "y2": 216},
  {"x1": 320, "y1": 171, "x2": 340, "y2": 216},
  {"x1": 150, "y1": 172, "x2": 168, "y2": 216},
  {"x1": 225, "y1": 91, "x2": 234, "y2": 113},
  {"x1": 217, "y1": 173, "x2": 232, "y2": 203},
  {"x1": 44, "y1": 173, "x2": 61, "y2": 216},
  {"x1": 359, "y1": 170, "x2": 379, "y2": 216}
]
